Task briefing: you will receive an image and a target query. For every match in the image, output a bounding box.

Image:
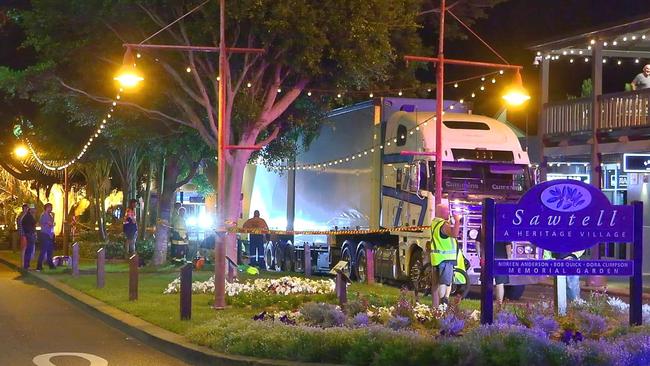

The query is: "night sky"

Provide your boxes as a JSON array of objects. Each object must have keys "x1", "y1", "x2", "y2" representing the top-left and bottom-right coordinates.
[{"x1": 2, "y1": 0, "x2": 650, "y2": 134}]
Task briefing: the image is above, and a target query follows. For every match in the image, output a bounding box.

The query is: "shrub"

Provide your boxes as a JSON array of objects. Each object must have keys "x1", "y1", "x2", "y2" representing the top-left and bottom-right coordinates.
[
  {"x1": 387, "y1": 315, "x2": 410, "y2": 331},
  {"x1": 532, "y1": 314, "x2": 560, "y2": 337},
  {"x1": 440, "y1": 314, "x2": 465, "y2": 336},
  {"x1": 575, "y1": 311, "x2": 608, "y2": 339},
  {"x1": 301, "y1": 302, "x2": 346, "y2": 328},
  {"x1": 495, "y1": 310, "x2": 519, "y2": 326}
]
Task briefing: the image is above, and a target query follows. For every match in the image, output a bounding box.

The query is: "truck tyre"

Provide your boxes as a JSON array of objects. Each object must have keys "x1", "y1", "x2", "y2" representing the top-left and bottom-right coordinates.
[
  {"x1": 282, "y1": 245, "x2": 296, "y2": 272},
  {"x1": 505, "y1": 285, "x2": 525, "y2": 301},
  {"x1": 264, "y1": 243, "x2": 277, "y2": 271},
  {"x1": 274, "y1": 246, "x2": 285, "y2": 271},
  {"x1": 355, "y1": 248, "x2": 367, "y2": 283},
  {"x1": 410, "y1": 250, "x2": 427, "y2": 293},
  {"x1": 414, "y1": 262, "x2": 433, "y2": 295},
  {"x1": 340, "y1": 246, "x2": 355, "y2": 281}
]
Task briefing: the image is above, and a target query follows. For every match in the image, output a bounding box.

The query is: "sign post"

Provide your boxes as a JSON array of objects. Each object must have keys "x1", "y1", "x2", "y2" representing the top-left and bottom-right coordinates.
[{"x1": 481, "y1": 179, "x2": 642, "y2": 325}]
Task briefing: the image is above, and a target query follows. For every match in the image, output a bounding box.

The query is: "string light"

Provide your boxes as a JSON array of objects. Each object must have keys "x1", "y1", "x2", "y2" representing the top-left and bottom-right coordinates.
[{"x1": 24, "y1": 93, "x2": 120, "y2": 172}]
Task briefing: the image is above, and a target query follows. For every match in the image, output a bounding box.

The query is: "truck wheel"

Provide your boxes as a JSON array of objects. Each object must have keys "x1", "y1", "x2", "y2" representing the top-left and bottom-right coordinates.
[
  {"x1": 505, "y1": 285, "x2": 525, "y2": 301},
  {"x1": 274, "y1": 246, "x2": 284, "y2": 271},
  {"x1": 410, "y1": 250, "x2": 427, "y2": 293},
  {"x1": 341, "y1": 246, "x2": 355, "y2": 281},
  {"x1": 282, "y1": 245, "x2": 295, "y2": 272},
  {"x1": 414, "y1": 262, "x2": 432, "y2": 295},
  {"x1": 355, "y1": 248, "x2": 367, "y2": 283},
  {"x1": 265, "y1": 244, "x2": 278, "y2": 271},
  {"x1": 294, "y1": 249, "x2": 304, "y2": 273},
  {"x1": 450, "y1": 268, "x2": 471, "y2": 299}
]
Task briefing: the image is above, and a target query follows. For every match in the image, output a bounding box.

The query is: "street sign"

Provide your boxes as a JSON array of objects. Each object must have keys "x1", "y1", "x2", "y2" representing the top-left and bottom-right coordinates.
[{"x1": 481, "y1": 179, "x2": 643, "y2": 326}]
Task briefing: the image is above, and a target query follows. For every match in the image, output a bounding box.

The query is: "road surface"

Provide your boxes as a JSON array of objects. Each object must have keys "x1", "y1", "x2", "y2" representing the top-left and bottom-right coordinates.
[{"x1": 0, "y1": 261, "x2": 189, "y2": 366}]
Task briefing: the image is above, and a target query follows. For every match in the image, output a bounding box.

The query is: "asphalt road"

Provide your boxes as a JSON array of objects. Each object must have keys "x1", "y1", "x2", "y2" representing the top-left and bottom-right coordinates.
[{"x1": 0, "y1": 262, "x2": 189, "y2": 366}]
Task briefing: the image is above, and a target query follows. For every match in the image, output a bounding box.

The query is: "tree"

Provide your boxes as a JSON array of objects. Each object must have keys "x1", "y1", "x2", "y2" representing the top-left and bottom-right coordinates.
[{"x1": 9, "y1": 0, "x2": 505, "y2": 262}]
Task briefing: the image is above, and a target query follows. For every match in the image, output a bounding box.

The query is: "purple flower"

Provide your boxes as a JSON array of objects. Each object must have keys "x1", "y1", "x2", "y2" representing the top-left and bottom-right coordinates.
[
  {"x1": 576, "y1": 311, "x2": 608, "y2": 338},
  {"x1": 573, "y1": 331, "x2": 583, "y2": 342},
  {"x1": 387, "y1": 315, "x2": 410, "y2": 331},
  {"x1": 440, "y1": 314, "x2": 465, "y2": 336},
  {"x1": 495, "y1": 311, "x2": 519, "y2": 326},
  {"x1": 561, "y1": 329, "x2": 574, "y2": 345},
  {"x1": 253, "y1": 311, "x2": 267, "y2": 321},
  {"x1": 353, "y1": 313, "x2": 370, "y2": 327},
  {"x1": 531, "y1": 315, "x2": 559, "y2": 336}
]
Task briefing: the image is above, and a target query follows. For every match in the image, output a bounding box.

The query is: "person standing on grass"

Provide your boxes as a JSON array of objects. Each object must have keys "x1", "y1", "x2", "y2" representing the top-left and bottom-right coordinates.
[
  {"x1": 16, "y1": 203, "x2": 28, "y2": 265},
  {"x1": 22, "y1": 205, "x2": 37, "y2": 270},
  {"x1": 36, "y1": 203, "x2": 56, "y2": 271},
  {"x1": 123, "y1": 199, "x2": 138, "y2": 257},
  {"x1": 243, "y1": 210, "x2": 269, "y2": 268},
  {"x1": 430, "y1": 204, "x2": 461, "y2": 306}
]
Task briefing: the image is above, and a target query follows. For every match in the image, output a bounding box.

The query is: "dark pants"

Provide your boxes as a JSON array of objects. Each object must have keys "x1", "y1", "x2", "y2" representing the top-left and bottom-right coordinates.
[
  {"x1": 249, "y1": 234, "x2": 265, "y2": 267},
  {"x1": 23, "y1": 234, "x2": 36, "y2": 269},
  {"x1": 37, "y1": 233, "x2": 55, "y2": 270}
]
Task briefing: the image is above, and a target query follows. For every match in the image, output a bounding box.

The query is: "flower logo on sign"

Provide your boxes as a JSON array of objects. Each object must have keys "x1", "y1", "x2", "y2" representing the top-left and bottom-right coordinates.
[{"x1": 541, "y1": 184, "x2": 592, "y2": 212}]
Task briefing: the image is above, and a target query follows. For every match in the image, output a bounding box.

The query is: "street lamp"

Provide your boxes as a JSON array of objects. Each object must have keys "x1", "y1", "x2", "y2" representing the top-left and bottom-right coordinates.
[
  {"x1": 14, "y1": 145, "x2": 29, "y2": 159},
  {"x1": 114, "y1": 47, "x2": 144, "y2": 89},
  {"x1": 502, "y1": 69, "x2": 530, "y2": 106}
]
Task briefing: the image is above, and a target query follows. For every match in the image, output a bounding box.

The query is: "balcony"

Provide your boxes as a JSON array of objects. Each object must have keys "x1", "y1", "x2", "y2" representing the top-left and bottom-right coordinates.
[{"x1": 544, "y1": 89, "x2": 650, "y2": 137}]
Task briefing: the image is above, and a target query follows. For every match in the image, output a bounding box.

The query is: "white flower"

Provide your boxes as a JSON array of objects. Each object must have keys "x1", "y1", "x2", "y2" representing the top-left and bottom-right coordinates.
[{"x1": 608, "y1": 297, "x2": 630, "y2": 313}]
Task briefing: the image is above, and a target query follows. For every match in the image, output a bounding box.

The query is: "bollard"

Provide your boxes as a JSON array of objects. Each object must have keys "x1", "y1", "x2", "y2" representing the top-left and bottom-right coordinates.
[
  {"x1": 72, "y1": 243, "x2": 79, "y2": 277},
  {"x1": 96, "y1": 248, "x2": 105, "y2": 289},
  {"x1": 365, "y1": 247, "x2": 375, "y2": 284},
  {"x1": 304, "y1": 243, "x2": 312, "y2": 276},
  {"x1": 336, "y1": 272, "x2": 347, "y2": 305},
  {"x1": 129, "y1": 254, "x2": 138, "y2": 301},
  {"x1": 180, "y1": 263, "x2": 192, "y2": 320}
]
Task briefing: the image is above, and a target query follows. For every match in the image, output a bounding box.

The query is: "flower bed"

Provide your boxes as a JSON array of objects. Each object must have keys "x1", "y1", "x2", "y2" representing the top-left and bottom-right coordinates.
[{"x1": 163, "y1": 275, "x2": 335, "y2": 296}]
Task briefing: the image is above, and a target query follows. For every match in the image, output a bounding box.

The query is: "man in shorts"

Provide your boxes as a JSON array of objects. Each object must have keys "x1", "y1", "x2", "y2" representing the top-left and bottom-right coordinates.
[{"x1": 430, "y1": 204, "x2": 461, "y2": 305}]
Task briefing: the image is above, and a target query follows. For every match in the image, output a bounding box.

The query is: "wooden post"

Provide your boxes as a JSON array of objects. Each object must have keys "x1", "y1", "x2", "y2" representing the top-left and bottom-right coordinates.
[
  {"x1": 180, "y1": 263, "x2": 192, "y2": 320},
  {"x1": 365, "y1": 247, "x2": 375, "y2": 284},
  {"x1": 72, "y1": 243, "x2": 79, "y2": 277},
  {"x1": 96, "y1": 248, "x2": 105, "y2": 289},
  {"x1": 630, "y1": 201, "x2": 643, "y2": 326},
  {"x1": 304, "y1": 243, "x2": 312, "y2": 276},
  {"x1": 336, "y1": 272, "x2": 347, "y2": 305},
  {"x1": 129, "y1": 254, "x2": 138, "y2": 301},
  {"x1": 480, "y1": 198, "x2": 495, "y2": 325}
]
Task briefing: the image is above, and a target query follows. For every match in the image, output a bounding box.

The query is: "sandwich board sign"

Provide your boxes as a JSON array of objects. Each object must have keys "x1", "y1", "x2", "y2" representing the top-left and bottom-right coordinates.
[{"x1": 480, "y1": 179, "x2": 643, "y2": 326}]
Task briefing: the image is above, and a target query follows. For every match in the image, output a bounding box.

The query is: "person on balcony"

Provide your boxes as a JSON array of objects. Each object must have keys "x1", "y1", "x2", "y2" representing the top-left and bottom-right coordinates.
[{"x1": 631, "y1": 64, "x2": 650, "y2": 90}]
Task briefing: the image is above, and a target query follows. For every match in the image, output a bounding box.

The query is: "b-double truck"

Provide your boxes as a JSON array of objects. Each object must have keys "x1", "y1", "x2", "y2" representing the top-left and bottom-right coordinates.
[{"x1": 241, "y1": 97, "x2": 539, "y2": 297}]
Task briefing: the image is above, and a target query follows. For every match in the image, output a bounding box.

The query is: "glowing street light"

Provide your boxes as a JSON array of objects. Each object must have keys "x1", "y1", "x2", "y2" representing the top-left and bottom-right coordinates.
[
  {"x1": 502, "y1": 69, "x2": 531, "y2": 106},
  {"x1": 14, "y1": 145, "x2": 29, "y2": 159},
  {"x1": 114, "y1": 47, "x2": 144, "y2": 89}
]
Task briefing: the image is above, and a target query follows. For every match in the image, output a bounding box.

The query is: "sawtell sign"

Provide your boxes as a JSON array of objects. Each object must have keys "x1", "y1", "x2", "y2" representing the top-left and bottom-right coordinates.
[
  {"x1": 480, "y1": 179, "x2": 643, "y2": 326},
  {"x1": 495, "y1": 180, "x2": 633, "y2": 252}
]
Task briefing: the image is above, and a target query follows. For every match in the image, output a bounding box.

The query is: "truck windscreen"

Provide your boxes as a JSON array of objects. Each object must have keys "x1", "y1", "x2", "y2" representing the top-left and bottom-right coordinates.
[{"x1": 428, "y1": 161, "x2": 529, "y2": 196}]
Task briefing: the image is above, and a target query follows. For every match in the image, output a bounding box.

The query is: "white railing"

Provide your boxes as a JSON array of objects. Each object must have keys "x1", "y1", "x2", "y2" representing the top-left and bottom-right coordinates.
[{"x1": 543, "y1": 89, "x2": 650, "y2": 135}]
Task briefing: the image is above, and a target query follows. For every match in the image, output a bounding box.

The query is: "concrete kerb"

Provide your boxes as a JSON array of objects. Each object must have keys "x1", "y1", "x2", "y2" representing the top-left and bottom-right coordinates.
[{"x1": 0, "y1": 256, "x2": 339, "y2": 366}]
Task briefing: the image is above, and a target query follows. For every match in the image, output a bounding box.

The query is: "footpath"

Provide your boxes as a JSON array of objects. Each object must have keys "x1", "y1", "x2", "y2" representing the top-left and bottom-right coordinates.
[{"x1": 0, "y1": 251, "x2": 335, "y2": 366}]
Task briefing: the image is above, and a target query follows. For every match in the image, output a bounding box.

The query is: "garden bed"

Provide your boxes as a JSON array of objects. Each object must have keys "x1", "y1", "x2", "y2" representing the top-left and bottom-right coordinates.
[{"x1": 12, "y1": 252, "x2": 650, "y2": 366}]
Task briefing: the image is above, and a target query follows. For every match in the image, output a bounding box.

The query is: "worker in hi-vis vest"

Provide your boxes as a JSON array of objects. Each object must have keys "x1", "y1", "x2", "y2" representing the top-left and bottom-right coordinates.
[{"x1": 430, "y1": 203, "x2": 462, "y2": 305}]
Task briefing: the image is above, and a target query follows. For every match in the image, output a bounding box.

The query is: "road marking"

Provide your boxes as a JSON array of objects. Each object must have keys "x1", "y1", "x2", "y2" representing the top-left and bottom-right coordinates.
[{"x1": 33, "y1": 352, "x2": 108, "y2": 366}]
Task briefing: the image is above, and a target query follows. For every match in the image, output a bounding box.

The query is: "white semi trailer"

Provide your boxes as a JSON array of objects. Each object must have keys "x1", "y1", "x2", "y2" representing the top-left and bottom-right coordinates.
[{"x1": 241, "y1": 97, "x2": 539, "y2": 296}]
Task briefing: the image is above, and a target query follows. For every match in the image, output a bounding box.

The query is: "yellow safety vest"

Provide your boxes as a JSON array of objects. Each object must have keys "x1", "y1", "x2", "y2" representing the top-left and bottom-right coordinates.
[{"x1": 430, "y1": 218, "x2": 458, "y2": 266}]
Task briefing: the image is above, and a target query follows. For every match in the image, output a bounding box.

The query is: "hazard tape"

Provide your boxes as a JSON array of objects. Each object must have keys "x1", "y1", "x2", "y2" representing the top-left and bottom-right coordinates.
[{"x1": 227, "y1": 226, "x2": 429, "y2": 235}]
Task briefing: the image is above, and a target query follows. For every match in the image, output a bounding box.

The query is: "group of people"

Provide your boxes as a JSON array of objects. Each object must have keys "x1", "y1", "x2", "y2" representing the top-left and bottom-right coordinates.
[
  {"x1": 430, "y1": 203, "x2": 582, "y2": 305},
  {"x1": 17, "y1": 203, "x2": 56, "y2": 271}
]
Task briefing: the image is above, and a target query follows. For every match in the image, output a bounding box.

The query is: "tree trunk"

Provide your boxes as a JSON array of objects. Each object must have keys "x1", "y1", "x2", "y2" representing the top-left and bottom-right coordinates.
[
  {"x1": 139, "y1": 161, "x2": 154, "y2": 240},
  {"x1": 223, "y1": 153, "x2": 250, "y2": 262},
  {"x1": 152, "y1": 157, "x2": 181, "y2": 265}
]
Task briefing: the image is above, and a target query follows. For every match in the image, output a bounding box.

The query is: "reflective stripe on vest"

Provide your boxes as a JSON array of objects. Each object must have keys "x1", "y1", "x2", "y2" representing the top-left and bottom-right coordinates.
[{"x1": 430, "y1": 218, "x2": 457, "y2": 266}]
